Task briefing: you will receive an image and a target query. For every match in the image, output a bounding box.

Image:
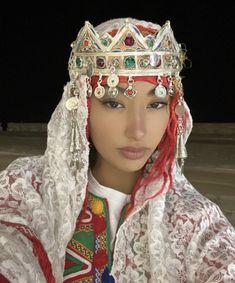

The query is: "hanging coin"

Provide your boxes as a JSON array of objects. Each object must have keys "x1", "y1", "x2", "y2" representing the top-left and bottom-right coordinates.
[
  {"x1": 108, "y1": 87, "x2": 119, "y2": 97},
  {"x1": 65, "y1": 97, "x2": 80, "y2": 111},
  {"x1": 155, "y1": 84, "x2": 167, "y2": 98},
  {"x1": 107, "y1": 74, "x2": 119, "y2": 87},
  {"x1": 94, "y1": 86, "x2": 105, "y2": 99}
]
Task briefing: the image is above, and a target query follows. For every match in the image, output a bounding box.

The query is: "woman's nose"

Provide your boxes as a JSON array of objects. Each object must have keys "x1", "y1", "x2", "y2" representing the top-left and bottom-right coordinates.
[{"x1": 124, "y1": 108, "x2": 146, "y2": 141}]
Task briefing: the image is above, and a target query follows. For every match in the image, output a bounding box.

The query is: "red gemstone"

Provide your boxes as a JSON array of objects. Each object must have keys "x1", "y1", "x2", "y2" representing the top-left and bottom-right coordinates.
[
  {"x1": 127, "y1": 89, "x2": 133, "y2": 96},
  {"x1": 84, "y1": 40, "x2": 89, "y2": 47},
  {"x1": 97, "y1": 57, "x2": 105, "y2": 68},
  {"x1": 124, "y1": 35, "x2": 134, "y2": 46}
]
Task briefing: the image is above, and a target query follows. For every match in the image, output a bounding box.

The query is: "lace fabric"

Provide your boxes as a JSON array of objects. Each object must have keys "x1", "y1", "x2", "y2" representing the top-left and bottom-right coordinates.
[
  {"x1": 111, "y1": 166, "x2": 235, "y2": 282},
  {"x1": 0, "y1": 76, "x2": 89, "y2": 282},
  {"x1": 1, "y1": 157, "x2": 235, "y2": 282}
]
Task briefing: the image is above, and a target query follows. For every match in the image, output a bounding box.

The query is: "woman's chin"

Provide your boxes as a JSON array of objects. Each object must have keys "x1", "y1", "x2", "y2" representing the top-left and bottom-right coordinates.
[{"x1": 114, "y1": 158, "x2": 148, "y2": 173}]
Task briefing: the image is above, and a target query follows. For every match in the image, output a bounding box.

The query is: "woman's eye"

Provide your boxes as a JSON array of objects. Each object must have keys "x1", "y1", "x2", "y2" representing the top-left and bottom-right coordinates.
[
  {"x1": 148, "y1": 102, "x2": 167, "y2": 109},
  {"x1": 103, "y1": 100, "x2": 123, "y2": 109}
]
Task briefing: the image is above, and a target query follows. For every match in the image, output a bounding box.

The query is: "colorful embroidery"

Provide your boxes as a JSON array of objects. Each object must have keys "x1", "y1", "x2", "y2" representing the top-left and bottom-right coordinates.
[{"x1": 63, "y1": 192, "x2": 114, "y2": 282}]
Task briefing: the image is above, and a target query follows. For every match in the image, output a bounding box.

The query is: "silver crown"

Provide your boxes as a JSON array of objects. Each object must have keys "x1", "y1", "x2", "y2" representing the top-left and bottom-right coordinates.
[{"x1": 68, "y1": 19, "x2": 185, "y2": 79}]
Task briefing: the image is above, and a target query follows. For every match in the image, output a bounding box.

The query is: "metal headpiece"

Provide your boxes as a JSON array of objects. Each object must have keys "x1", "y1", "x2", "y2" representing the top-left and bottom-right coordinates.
[{"x1": 68, "y1": 19, "x2": 185, "y2": 79}]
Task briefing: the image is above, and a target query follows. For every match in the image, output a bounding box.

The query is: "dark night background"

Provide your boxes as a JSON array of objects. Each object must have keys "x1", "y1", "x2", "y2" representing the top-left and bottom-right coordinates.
[{"x1": 1, "y1": 1, "x2": 234, "y2": 125}]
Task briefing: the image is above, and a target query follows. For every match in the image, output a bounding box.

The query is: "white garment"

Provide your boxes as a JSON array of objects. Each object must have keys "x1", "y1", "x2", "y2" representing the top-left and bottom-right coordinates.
[{"x1": 88, "y1": 169, "x2": 131, "y2": 249}]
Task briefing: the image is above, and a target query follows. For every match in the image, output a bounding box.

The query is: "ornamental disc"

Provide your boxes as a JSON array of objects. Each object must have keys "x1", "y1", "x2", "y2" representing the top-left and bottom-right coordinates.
[
  {"x1": 94, "y1": 86, "x2": 105, "y2": 99},
  {"x1": 65, "y1": 97, "x2": 80, "y2": 111},
  {"x1": 155, "y1": 84, "x2": 167, "y2": 98},
  {"x1": 107, "y1": 74, "x2": 119, "y2": 87},
  {"x1": 124, "y1": 87, "x2": 137, "y2": 98},
  {"x1": 108, "y1": 87, "x2": 119, "y2": 97}
]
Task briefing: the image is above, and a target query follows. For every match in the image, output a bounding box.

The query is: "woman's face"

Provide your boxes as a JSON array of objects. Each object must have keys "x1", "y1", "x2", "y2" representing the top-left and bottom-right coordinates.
[{"x1": 89, "y1": 80, "x2": 170, "y2": 173}]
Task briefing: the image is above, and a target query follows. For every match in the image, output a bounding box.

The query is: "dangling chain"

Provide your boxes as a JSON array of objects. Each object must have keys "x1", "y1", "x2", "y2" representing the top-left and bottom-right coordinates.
[
  {"x1": 65, "y1": 81, "x2": 81, "y2": 168},
  {"x1": 175, "y1": 94, "x2": 187, "y2": 173},
  {"x1": 124, "y1": 76, "x2": 137, "y2": 98},
  {"x1": 107, "y1": 66, "x2": 119, "y2": 97},
  {"x1": 94, "y1": 73, "x2": 105, "y2": 99},
  {"x1": 154, "y1": 76, "x2": 167, "y2": 98},
  {"x1": 167, "y1": 76, "x2": 175, "y2": 96}
]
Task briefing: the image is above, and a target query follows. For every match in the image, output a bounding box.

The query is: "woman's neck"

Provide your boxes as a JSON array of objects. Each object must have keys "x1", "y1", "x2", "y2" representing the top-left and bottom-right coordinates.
[{"x1": 91, "y1": 161, "x2": 141, "y2": 195}]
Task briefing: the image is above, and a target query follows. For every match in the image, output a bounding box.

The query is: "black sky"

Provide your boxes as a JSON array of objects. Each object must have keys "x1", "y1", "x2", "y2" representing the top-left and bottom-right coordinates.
[{"x1": 1, "y1": 1, "x2": 235, "y2": 123}]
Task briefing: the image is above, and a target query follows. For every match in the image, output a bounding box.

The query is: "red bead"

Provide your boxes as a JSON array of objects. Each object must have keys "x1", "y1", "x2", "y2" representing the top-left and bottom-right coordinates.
[
  {"x1": 127, "y1": 89, "x2": 133, "y2": 96},
  {"x1": 84, "y1": 40, "x2": 89, "y2": 47},
  {"x1": 124, "y1": 35, "x2": 134, "y2": 46},
  {"x1": 96, "y1": 57, "x2": 105, "y2": 68}
]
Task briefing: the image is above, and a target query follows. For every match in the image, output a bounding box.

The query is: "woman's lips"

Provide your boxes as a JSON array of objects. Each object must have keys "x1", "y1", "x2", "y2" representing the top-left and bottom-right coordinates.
[{"x1": 118, "y1": 147, "x2": 148, "y2": 160}]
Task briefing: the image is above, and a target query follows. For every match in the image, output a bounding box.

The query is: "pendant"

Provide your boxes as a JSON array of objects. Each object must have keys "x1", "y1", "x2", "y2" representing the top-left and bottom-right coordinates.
[
  {"x1": 155, "y1": 84, "x2": 167, "y2": 98},
  {"x1": 124, "y1": 87, "x2": 137, "y2": 98},
  {"x1": 65, "y1": 97, "x2": 80, "y2": 111},
  {"x1": 108, "y1": 87, "x2": 119, "y2": 97},
  {"x1": 94, "y1": 86, "x2": 105, "y2": 99},
  {"x1": 107, "y1": 74, "x2": 119, "y2": 87}
]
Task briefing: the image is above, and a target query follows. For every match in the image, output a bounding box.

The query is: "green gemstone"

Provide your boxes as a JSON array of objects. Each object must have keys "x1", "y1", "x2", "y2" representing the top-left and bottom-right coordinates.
[
  {"x1": 124, "y1": 56, "x2": 136, "y2": 68},
  {"x1": 76, "y1": 57, "x2": 82, "y2": 68},
  {"x1": 146, "y1": 37, "x2": 154, "y2": 48},
  {"x1": 101, "y1": 37, "x2": 111, "y2": 46}
]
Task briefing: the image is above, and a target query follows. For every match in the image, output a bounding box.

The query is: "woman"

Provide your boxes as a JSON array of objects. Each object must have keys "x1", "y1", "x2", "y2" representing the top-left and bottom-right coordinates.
[{"x1": 0, "y1": 18, "x2": 234, "y2": 283}]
